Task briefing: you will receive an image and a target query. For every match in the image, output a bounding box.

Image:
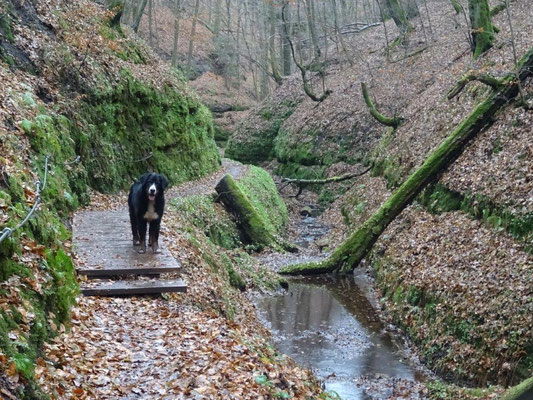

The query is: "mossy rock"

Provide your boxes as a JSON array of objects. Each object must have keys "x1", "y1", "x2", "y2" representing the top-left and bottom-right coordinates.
[
  {"x1": 237, "y1": 166, "x2": 288, "y2": 235},
  {"x1": 225, "y1": 100, "x2": 299, "y2": 164},
  {"x1": 73, "y1": 70, "x2": 220, "y2": 192}
]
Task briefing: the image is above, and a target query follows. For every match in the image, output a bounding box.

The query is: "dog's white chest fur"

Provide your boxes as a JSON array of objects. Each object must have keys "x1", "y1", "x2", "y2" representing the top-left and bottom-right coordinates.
[{"x1": 144, "y1": 201, "x2": 159, "y2": 221}]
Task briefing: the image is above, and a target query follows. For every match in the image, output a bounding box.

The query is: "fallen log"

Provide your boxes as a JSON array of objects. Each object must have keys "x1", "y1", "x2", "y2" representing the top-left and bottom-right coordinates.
[
  {"x1": 280, "y1": 165, "x2": 372, "y2": 185},
  {"x1": 280, "y1": 45, "x2": 533, "y2": 275},
  {"x1": 215, "y1": 174, "x2": 296, "y2": 252},
  {"x1": 446, "y1": 73, "x2": 503, "y2": 100}
]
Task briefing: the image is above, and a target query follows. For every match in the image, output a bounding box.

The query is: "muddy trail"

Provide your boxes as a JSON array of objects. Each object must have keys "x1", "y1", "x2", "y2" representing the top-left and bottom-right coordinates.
[{"x1": 253, "y1": 192, "x2": 429, "y2": 399}]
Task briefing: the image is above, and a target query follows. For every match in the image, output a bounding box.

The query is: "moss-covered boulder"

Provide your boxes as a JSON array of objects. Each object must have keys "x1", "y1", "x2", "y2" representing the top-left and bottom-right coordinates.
[
  {"x1": 215, "y1": 166, "x2": 290, "y2": 250},
  {"x1": 72, "y1": 71, "x2": 220, "y2": 192}
]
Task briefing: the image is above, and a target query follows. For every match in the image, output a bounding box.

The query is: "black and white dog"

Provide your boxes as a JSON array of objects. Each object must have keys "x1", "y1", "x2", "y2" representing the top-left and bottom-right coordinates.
[{"x1": 128, "y1": 173, "x2": 169, "y2": 254}]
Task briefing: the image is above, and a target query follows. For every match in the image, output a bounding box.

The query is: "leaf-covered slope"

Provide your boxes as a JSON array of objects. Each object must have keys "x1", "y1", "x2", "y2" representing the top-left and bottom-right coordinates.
[
  {"x1": 0, "y1": 0, "x2": 219, "y2": 397},
  {"x1": 225, "y1": 0, "x2": 533, "y2": 388}
]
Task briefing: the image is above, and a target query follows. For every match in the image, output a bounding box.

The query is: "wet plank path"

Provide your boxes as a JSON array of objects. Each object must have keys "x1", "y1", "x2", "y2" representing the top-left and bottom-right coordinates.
[{"x1": 73, "y1": 210, "x2": 186, "y2": 296}]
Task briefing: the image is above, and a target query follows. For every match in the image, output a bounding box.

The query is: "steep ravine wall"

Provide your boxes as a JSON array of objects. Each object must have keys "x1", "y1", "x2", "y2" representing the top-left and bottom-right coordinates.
[{"x1": 0, "y1": 0, "x2": 219, "y2": 397}]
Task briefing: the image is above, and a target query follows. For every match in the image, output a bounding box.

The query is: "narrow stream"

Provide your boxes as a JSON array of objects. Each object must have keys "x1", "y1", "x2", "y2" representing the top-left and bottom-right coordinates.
[{"x1": 256, "y1": 211, "x2": 424, "y2": 399}]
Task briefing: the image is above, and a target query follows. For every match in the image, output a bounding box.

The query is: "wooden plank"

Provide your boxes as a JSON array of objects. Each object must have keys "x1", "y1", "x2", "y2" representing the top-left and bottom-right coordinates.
[
  {"x1": 81, "y1": 279, "x2": 187, "y2": 296},
  {"x1": 73, "y1": 210, "x2": 182, "y2": 277},
  {"x1": 77, "y1": 266, "x2": 181, "y2": 277}
]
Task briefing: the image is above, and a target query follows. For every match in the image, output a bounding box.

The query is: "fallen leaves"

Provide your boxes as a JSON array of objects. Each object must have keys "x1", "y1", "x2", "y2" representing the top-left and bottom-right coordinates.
[{"x1": 39, "y1": 297, "x2": 321, "y2": 399}]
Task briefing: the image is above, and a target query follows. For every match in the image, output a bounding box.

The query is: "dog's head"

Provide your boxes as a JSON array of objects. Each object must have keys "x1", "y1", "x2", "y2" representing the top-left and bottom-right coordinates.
[{"x1": 139, "y1": 173, "x2": 169, "y2": 201}]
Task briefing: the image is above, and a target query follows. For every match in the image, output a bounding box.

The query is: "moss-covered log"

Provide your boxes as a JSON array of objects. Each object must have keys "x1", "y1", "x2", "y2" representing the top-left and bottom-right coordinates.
[
  {"x1": 447, "y1": 73, "x2": 502, "y2": 99},
  {"x1": 498, "y1": 376, "x2": 533, "y2": 400},
  {"x1": 361, "y1": 82, "x2": 402, "y2": 128},
  {"x1": 281, "y1": 166, "x2": 372, "y2": 185},
  {"x1": 215, "y1": 174, "x2": 295, "y2": 252},
  {"x1": 280, "y1": 45, "x2": 533, "y2": 275}
]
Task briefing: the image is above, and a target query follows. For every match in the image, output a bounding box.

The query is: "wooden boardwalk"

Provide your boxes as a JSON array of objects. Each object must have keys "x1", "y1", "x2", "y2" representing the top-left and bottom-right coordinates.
[{"x1": 73, "y1": 210, "x2": 187, "y2": 296}]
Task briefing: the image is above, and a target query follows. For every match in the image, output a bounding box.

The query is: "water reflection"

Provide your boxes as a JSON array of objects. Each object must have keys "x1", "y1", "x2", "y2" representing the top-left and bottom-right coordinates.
[{"x1": 256, "y1": 276, "x2": 419, "y2": 399}]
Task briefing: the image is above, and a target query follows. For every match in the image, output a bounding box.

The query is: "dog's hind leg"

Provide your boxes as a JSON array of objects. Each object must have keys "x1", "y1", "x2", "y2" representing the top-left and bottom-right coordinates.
[
  {"x1": 129, "y1": 206, "x2": 140, "y2": 246},
  {"x1": 138, "y1": 219, "x2": 147, "y2": 253},
  {"x1": 149, "y1": 221, "x2": 161, "y2": 254}
]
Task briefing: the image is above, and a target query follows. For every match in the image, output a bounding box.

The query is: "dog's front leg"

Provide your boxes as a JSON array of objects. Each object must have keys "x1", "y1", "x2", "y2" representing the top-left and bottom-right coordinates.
[
  {"x1": 129, "y1": 207, "x2": 140, "y2": 246},
  {"x1": 149, "y1": 220, "x2": 161, "y2": 254},
  {"x1": 138, "y1": 219, "x2": 147, "y2": 253}
]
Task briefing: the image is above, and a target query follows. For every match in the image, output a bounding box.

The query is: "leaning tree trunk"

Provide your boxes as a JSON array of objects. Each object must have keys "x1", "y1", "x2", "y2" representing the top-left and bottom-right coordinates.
[
  {"x1": 280, "y1": 45, "x2": 533, "y2": 275},
  {"x1": 131, "y1": 0, "x2": 148, "y2": 32},
  {"x1": 469, "y1": 0, "x2": 494, "y2": 59},
  {"x1": 383, "y1": 0, "x2": 412, "y2": 35}
]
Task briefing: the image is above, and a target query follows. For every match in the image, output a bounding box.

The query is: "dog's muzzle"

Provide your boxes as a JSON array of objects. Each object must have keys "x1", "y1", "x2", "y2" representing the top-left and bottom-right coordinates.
[{"x1": 148, "y1": 184, "x2": 157, "y2": 201}]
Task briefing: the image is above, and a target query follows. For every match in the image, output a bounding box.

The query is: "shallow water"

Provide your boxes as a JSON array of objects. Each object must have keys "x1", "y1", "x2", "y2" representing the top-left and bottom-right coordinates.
[{"x1": 256, "y1": 276, "x2": 422, "y2": 399}]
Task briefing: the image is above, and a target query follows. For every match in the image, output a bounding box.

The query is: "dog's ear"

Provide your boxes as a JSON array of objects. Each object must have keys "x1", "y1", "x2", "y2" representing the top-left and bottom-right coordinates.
[
  {"x1": 138, "y1": 173, "x2": 151, "y2": 185},
  {"x1": 161, "y1": 175, "x2": 169, "y2": 190}
]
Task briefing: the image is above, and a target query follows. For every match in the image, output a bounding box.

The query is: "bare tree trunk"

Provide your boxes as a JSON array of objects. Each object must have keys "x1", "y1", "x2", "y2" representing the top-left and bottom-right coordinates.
[
  {"x1": 381, "y1": 0, "x2": 412, "y2": 35},
  {"x1": 402, "y1": 0, "x2": 419, "y2": 18},
  {"x1": 269, "y1": 5, "x2": 283, "y2": 85},
  {"x1": 281, "y1": 5, "x2": 292, "y2": 76},
  {"x1": 304, "y1": 0, "x2": 321, "y2": 60},
  {"x1": 259, "y1": 1, "x2": 270, "y2": 99},
  {"x1": 213, "y1": 0, "x2": 222, "y2": 35},
  {"x1": 187, "y1": 0, "x2": 201, "y2": 76},
  {"x1": 171, "y1": 0, "x2": 181, "y2": 68},
  {"x1": 331, "y1": 0, "x2": 353, "y2": 65},
  {"x1": 281, "y1": 3, "x2": 330, "y2": 102},
  {"x1": 235, "y1": 3, "x2": 242, "y2": 89},
  {"x1": 131, "y1": 0, "x2": 148, "y2": 32},
  {"x1": 148, "y1": 0, "x2": 153, "y2": 45}
]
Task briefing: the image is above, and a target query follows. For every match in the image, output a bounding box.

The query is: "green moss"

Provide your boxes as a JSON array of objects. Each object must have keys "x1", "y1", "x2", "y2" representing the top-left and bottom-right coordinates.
[
  {"x1": 0, "y1": 259, "x2": 32, "y2": 281},
  {"x1": 370, "y1": 155, "x2": 404, "y2": 188},
  {"x1": 73, "y1": 70, "x2": 220, "y2": 192},
  {"x1": 43, "y1": 249, "x2": 78, "y2": 323},
  {"x1": 419, "y1": 184, "x2": 532, "y2": 247},
  {"x1": 170, "y1": 194, "x2": 241, "y2": 249},
  {"x1": 274, "y1": 128, "x2": 320, "y2": 166},
  {"x1": 370, "y1": 255, "x2": 532, "y2": 386},
  {"x1": 0, "y1": 10, "x2": 14, "y2": 43},
  {"x1": 237, "y1": 166, "x2": 288, "y2": 235},
  {"x1": 219, "y1": 174, "x2": 275, "y2": 250},
  {"x1": 419, "y1": 184, "x2": 463, "y2": 214},
  {"x1": 275, "y1": 162, "x2": 327, "y2": 183},
  {"x1": 469, "y1": 0, "x2": 495, "y2": 59},
  {"x1": 426, "y1": 381, "x2": 498, "y2": 400},
  {"x1": 226, "y1": 100, "x2": 299, "y2": 163},
  {"x1": 214, "y1": 125, "x2": 231, "y2": 147},
  {"x1": 497, "y1": 375, "x2": 533, "y2": 400},
  {"x1": 221, "y1": 254, "x2": 246, "y2": 291}
]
